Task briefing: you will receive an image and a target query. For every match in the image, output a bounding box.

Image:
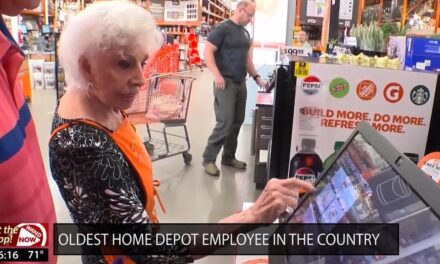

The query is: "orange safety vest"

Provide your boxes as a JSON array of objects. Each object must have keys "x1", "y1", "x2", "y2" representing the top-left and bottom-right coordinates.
[{"x1": 51, "y1": 116, "x2": 165, "y2": 264}]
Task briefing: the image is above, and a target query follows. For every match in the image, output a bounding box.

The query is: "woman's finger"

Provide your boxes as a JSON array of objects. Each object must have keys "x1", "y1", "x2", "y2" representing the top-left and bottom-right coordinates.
[{"x1": 283, "y1": 177, "x2": 316, "y2": 192}]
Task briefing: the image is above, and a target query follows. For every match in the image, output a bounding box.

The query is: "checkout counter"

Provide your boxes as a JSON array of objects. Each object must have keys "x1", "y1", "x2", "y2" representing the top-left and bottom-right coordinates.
[{"x1": 252, "y1": 57, "x2": 440, "y2": 187}]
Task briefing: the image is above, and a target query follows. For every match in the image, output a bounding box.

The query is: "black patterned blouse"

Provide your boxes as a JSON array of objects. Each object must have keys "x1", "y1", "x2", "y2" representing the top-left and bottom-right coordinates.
[{"x1": 49, "y1": 111, "x2": 192, "y2": 263}]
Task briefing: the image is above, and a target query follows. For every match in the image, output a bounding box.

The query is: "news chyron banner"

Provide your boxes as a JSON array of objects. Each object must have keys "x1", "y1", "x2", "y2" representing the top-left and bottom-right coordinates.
[
  {"x1": 53, "y1": 223, "x2": 398, "y2": 256},
  {"x1": 0, "y1": 223, "x2": 49, "y2": 261},
  {"x1": 289, "y1": 62, "x2": 438, "y2": 172}
]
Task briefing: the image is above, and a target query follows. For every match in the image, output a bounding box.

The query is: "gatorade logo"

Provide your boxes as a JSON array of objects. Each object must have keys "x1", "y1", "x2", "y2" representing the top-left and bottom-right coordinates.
[
  {"x1": 301, "y1": 76, "x2": 321, "y2": 95},
  {"x1": 383, "y1": 82, "x2": 403, "y2": 103}
]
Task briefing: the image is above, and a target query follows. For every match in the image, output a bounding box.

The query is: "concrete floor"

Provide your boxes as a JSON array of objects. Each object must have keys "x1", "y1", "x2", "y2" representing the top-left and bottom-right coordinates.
[{"x1": 29, "y1": 70, "x2": 262, "y2": 263}]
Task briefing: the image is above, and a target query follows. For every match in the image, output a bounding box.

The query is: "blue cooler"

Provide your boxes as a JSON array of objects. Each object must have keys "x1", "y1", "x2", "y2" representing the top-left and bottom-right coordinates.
[{"x1": 405, "y1": 37, "x2": 440, "y2": 73}]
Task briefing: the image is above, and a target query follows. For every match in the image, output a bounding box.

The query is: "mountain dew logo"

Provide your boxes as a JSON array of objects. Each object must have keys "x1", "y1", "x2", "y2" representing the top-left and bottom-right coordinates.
[{"x1": 329, "y1": 78, "x2": 350, "y2": 98}]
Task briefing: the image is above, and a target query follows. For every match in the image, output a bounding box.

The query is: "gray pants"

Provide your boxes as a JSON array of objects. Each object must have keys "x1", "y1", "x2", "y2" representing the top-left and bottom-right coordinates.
[{"x1": 203, "y1": 78, "x2": 247, "y2": 162}]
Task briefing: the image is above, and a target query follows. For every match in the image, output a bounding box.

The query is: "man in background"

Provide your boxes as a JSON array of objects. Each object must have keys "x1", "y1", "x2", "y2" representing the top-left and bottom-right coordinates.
[
  {"x1": 0, "y1": 1, "x2": 57, "y2": 263},
  {"x1": 202, "y1": 0, "x2": 265, "y2": 176},
  {"x1": 298, "y1": 30, "x2": 312, "y2": 49}
]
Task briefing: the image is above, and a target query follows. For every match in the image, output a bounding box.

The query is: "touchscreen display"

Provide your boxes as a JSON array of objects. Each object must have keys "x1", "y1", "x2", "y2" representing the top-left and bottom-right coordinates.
[{"x1": 287, "y1": 133, "x2": 440, "y2": 263}]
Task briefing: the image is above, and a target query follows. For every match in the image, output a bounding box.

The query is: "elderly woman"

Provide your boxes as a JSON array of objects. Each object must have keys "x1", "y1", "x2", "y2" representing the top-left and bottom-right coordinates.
[{"x1": 49, "y1": 1, "x2": 314, "y2": 263}]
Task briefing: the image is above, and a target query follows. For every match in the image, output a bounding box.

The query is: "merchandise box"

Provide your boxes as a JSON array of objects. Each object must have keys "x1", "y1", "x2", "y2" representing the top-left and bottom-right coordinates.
[
  {"x1": 28, "y1": 59, "x2": 45, "y2": 89},
  {"x1": 33, "y1": 73, "x2": 44, "y2": 90},
  {"x1": 405, "y1": 37, "x2": 440, "y2": 72},
  {"x1": 44, "y1": 77, "x2": 55, "y2": 89},
  {"x1": 387, "y1": 36, "x2": 406, "y2": 68},
  {"x1": 44, "y1": 62, "x2": 56, "y2": 80}
]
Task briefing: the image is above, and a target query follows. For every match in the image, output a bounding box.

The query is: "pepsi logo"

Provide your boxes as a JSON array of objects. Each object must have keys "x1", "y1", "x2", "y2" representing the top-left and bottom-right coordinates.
[
  {"x1": 301, "y1": 76, "x2": 321, "y2": 95},
  {"x1": 294, "y1": 167, "x2": 316, "y2": 183}
]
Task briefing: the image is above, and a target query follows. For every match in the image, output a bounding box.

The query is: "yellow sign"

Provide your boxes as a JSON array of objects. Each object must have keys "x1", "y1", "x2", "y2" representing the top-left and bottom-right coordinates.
[{"x1": 294, "y1": 62, "x2": 309, "y2": 77}]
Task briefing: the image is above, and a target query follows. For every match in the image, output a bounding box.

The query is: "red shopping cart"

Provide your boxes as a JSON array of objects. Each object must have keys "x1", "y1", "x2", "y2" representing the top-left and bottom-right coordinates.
[{"x1": 125, "y1": 74, "x2": 195, "y2": 164}]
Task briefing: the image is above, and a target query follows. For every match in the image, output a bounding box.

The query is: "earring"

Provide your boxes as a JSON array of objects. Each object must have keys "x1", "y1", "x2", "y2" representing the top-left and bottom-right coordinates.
[{"x1": 88, "y1": 81, "x2": 94, "y2": 90}]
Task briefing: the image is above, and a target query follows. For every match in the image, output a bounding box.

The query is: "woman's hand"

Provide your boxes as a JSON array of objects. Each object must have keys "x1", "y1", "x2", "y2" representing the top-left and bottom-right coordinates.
[{"x1": 247, "y1": 178, "x2": 315, "y2": 223}]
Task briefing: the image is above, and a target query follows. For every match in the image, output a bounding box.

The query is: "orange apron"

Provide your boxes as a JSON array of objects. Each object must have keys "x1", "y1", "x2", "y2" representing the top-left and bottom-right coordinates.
[{"x1": 51, "y1": 116, "x2": 165, "y2": 264}]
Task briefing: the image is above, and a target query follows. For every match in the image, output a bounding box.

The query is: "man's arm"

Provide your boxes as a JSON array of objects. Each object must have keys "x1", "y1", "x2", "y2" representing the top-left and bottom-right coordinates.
[
  {"x1": 246, "y1": 47, "x2": 265, "y2": 88},
  {"x1": 204, "y1": 41, "x2": 225, "y2": 89}
]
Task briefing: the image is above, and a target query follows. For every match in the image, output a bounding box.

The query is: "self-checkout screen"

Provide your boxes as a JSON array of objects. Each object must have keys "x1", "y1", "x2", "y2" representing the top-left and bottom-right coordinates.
[{"x1": 286, "y1": 133, "x2": 440, "y2": 263}]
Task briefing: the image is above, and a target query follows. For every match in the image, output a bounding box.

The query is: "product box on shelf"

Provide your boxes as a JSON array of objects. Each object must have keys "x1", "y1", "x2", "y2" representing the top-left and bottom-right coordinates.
[
  {"x1": 387, "y1": 36, "x2": 406, "y2": 68},
  {"x1": 405, "y1": 37, "x2": 440, "y2": 72},
  {"x1": 44, "y1": 62, "x2": 55, "y2": 79},
  {"x1": 33, "y1": 73, "x2": 44, "y2": 90},
  {"x1": 44, "y1": 77, "x2": 55, "y2": 89},
  {"x1": 28, "y1": 59, "x2": 45, "y2": 89},
  {"x1": 44, "y1": 62, "x2": 56, "y2": 89}
]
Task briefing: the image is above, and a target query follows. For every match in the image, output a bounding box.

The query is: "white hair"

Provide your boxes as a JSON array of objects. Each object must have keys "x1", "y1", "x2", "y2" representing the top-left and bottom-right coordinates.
[{"x1": 58, "y1": 0, "x2": 162, "y2": 91}]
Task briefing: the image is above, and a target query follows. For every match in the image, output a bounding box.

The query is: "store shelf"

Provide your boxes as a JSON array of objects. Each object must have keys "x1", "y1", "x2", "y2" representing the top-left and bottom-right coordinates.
[
  {"x1": 406, "y1": 0, "x2": 427, "y2": 16},
  {"x1": 209, "y1": 0, "x2": 224, "y2": 12},
  {"x1": 202, "y1": 10, "x2": 225, "y2": 20},
  {"x1": 146, "y1": 0, "x2": 202, "y2": 40},
  {"x1": 202, "y1": 0, "x2": 231, "y2": 25},
  {"x1": 21, "y1": 10, "x2": 43, "y2": 16},
  {"x1": 156, "y1": 21, "x2": 200, "y2": 27},
  {"x1": 365, "y1": 0, "x2": 381, "y2": 6}
]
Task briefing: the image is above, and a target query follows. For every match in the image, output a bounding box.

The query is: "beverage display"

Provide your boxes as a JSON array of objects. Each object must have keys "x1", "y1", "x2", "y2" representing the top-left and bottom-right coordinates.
[
  {"x1": 289, "y1": 138, "x2": 323, "y2": 193},
  {"x1": 323, "y1": 141, "x2": 344, "y2": 170}
]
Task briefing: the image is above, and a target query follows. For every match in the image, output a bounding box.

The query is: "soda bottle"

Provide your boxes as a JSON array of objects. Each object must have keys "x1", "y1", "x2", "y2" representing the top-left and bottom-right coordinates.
[
  {"x1": 323, "y1": 141, "x2": 344, "y2": 170},
  {"x1": 289, "y1": 138, "x2": 323, "y2": 194}
]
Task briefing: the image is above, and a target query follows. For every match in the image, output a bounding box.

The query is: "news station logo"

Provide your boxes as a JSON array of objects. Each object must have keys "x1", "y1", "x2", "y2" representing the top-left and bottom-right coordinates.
[
  {"x1": 301, "y1": 76, "x2": 321, "y2": 95},
  {"x1": 0, "y1": 223, "x2": 48, "y2": 247}
]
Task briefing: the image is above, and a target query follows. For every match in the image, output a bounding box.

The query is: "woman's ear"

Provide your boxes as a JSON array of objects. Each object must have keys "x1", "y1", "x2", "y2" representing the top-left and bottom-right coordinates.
[{"x1": 79, "y1": 55, "x2": 92, "y2": 81}]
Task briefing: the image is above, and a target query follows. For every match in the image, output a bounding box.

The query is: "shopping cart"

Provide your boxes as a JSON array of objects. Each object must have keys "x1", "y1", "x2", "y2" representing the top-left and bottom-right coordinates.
[{"x1": 125, "y1": 74, "x2": 195, "y2": 164}]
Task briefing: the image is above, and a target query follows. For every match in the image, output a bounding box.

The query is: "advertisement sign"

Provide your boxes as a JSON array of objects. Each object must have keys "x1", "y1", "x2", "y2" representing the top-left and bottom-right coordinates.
[
  {"x1": 150, "y1": 0, "x2": 165, "y2": 20},
  {"x1": 418, "y1": 152, "x2": 440, "y2": 185},
  {"x1": 339, "y1": 0, "x2": 354, "y2": 20},
  {"x1": 306, "y1": 0, "x2": 326, "y2": 17},
  {"x1": 302, "y1": 0, "x2": 357, "y2": 27},
  {"x1": 279, "y1": 46, "x2": 313, "y2": 64},
  {"x1": 164, "y1": 0, "x2": 198, "y2": 22},
  {"x1": 288, "y1": 63, "x2": 438, "y2": 180}
]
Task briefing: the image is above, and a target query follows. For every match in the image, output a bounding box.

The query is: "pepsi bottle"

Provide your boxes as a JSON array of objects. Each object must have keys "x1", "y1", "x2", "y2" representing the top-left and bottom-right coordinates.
[{"x1": 289, "y1": 138, "x2": 323, "y2": 194}]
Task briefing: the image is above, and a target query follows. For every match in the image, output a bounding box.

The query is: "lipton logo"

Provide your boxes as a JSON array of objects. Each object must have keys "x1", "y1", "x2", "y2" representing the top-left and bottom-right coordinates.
[{"x1": 301, "y1": 76, "x2": 321, "y2": 95}]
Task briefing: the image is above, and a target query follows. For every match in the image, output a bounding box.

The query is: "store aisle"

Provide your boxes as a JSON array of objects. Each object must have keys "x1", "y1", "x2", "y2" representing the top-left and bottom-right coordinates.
[{"x1": 29, "y1": 70, "x2": 262, "y2": 264}]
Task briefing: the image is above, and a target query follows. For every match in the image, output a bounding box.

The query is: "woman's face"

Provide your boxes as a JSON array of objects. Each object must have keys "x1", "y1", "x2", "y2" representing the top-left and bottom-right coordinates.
[
  {"x1": 87, "y1": 43, "x2": 148, "y2": 110},
  {"x1": 0, "y1": 0, "x2": 40, "y2": 15}
]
